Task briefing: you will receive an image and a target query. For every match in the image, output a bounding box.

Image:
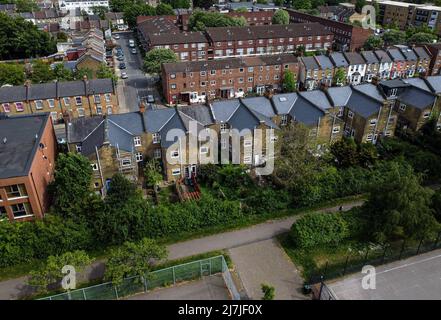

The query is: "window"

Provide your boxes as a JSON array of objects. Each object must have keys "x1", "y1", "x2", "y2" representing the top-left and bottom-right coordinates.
[
  {"x1": 76, "y1": 144, "x2": 82, "y2": 152},
  {"x1": 280, "y1": 114, "x2": 288, "y2": 126},
  {"x1": 15, "y1": 102, "x2": 24, "y2": 112},
  {"x1": 210, "y1": 70, "x2": 216, "y2": 75},
  {"x1": 35, "y1": 100, "x2": 43, "y2": 110},
  {"x1": 134, "y1": 136, "x2": 141, "y2": 146},
  {"x1": 153, "y1": 133, "x2": 161, "y2": 144},
  {"x1": 239, "y1": 68, "x2": 244, "y2": 73},
  {"x1": 121, "y1": 158, "x2": 131, "y2": 167},
  {"x1": 135, "y1": 152, "x2": 143, "y2": 162},
  {"x1": 170, "y1": 73, "x2": 176, "y2": 79},
  {"x1": 75, "y1": 96, "x2": 82, "y2": 105},
  {"x1": 50, "y1": 112, "x2": 58, "y2": 122},
  {"x1": 6, "y1": 184, "x2": 27, "y2": 199},
  {"x1": 399, "y1": 104, "x2": 406, "y2": 111},
  {"x1": 220, "y1": 123, "x2": 228, "y2": 133},
  {"x1": 11, "y1": 203, "x2": 32, "y2": 219},
  {"x1": 48, "y1": 99, "x2": 55, "y2": 108},
  {"x1": 200, "y1": 146, "x2": 208, "y2": 154},
  {"x1": 154, "y1": 148, "x2": 161, "y2": 159},
  {"x1": 107, "y1": 106, "x2": 113, "y2": 114},
  {"x1": 201, "y1": 81, "x2": 206, "y2": 87},
  {"x1": 171, "y1": 150, "x2": 179, "y2": 158},
  {"x1": 2, "y1": 103, "x2": 10, "y2": 113},
  {"x1": 171, "y1": 84, "x2": 177, "y2": 89},
  {"x1": 172, "y1": 168, "x2": 181, "y2": 176},
  {"x1": 248, "y1": 67, "x2": 254, "y2": 72},
  {"x1": 369, "y1": 119, "x2": 377, "y2": 126},
  {"x1": 94, "y1": 95, "x2": 100, "y2": 103},
  {"x1": 78, "y1": 108, "x2": 85, "y2": 117},
  {"x1": 389, "y1": 88, "x2": 398, "y2": 97},
  {"x1": 366, "y1": 134, "x2": 373, "y2": 141},
  {"x1": 63, "y1": 97, "x2": 70, "y2": 106},
  {"x1": 248, "y1": 77, "x2": 253, "y2": 82},
  {"x1": 332, "y1": 126, "x2": 340, "y2": 133},
  {"x1": 423, "y1": 112, "x2": 431, "y2": 119},
  {"x1": 200, "y1": 71, "x2": 206, "y2": 76},
  {"x1": 105, "y1": 94, "x2": 111, "y2": 102},
  {"x1": 96, "y1": 106, "x2": 102, "y2": 115},
  {"x1": 91, "y1": 163, "x2": 99, "y2": 171},
  {"x1": 348, "y1": 111, "x2": 354, "y2": 119},
  {"x1": 338, "y1": 107, "x2": 344, "y2": 117}
]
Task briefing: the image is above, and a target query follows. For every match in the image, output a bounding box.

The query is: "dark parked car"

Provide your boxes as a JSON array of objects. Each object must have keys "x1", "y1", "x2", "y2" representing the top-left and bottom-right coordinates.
[
  {"x1": 117, "y1": 56, "x2": 124, "y2": 61},
  {"x1": 119, "y1": 63, "x2": 126, "y2": 69}
]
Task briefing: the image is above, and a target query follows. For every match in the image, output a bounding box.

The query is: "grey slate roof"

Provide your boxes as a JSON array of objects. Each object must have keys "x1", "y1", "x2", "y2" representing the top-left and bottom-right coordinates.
[
  {"x1": 178, "y1": 104, "x2": 214, "y2": 126},
  {"x1": 398, "y1": 86, "x2": 436, "y2": 110},
  {"x1": 271, "y1": 93, "x2": 299, "y2": 115},
  {"x1": 361, "y1": 51, "x2": 379, "y2": 64},
  {"x1": 387, "y1": 48, "x2": 405, "y2": 61},
  {"x1": 0, "y1": 86, "x2": 27, "y2": 103},
  {"x1": 374, "y1": 50, "x2": 392, "y2": 63},
  {"x1": 353, "y1": 84, "x2": 385, "y2": 103},
  {"x1": 58, "y1": 81, "x2": 87, "y2": 97},
  {"x1": 145, "y1": 108, "x2": 176, "y2": 133},
  {"x1": 159, "y1": 111, "x2": 186, "y2": 148},
  {"x1": 344, "y1": 52, "x2": 365, "y2": 65},
  {"x1": 396, "y1": 46, "x2": 418, "y2": 61},
  {"x1": 347, "y1": 90, "x2": 382, "y2": 118},
  {"x1": 291, "y1": 96, "x2": 325, "y2": 126},
  {"x1": 211, "y1": 99, "x2": 241, "y2": 123},
  {"x1": 301, "y1": 56, "x2": 319, "y2": 70},
  {"x1": 240, "y1": 96, "x2": 276, "y2": 118},
  {"x1": 299, "y1": 90, "x2": 332, "y2": 111},
  {"x1": 326, "y1": 86, "x2": 353, "y2": 107},
  {"x1": 27, "y1": 82, "x2": 57, "y2": 100},
  {"x1": 403, "y1": 78, "x2": 431, "y2": 92},
  {"x1": 425, "y1": 76, "x2": 441, "y2": 94},
  {"x1": 109, "y1": 112, "x2": 145, "y2": 135},
  {"x1": 413, "y1": 46, "x2": 431, "y2": 60},
  {"x1": 315, "y1": 55, "x2": 334, "y2": 69},
  {"x1": 0, "y1": 113, "x2": 50, "y2": 179},
  {"x1": 330, "y1": 52, "x2": 349, "y2": 67}
]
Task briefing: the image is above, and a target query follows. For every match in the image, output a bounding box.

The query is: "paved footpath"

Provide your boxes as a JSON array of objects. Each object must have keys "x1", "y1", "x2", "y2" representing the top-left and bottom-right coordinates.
[{"x1": 0, "y1": 200, "x2": 363, "y2": 300}]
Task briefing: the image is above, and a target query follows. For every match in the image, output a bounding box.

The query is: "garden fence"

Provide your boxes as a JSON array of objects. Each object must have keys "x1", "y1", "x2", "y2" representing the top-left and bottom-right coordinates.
[
  {"x1": 308, "y1": 231, "x2": 441, "y2": 287},
  {"x1": 39, "y1": 255, "x2": 239, "y2": 300}
]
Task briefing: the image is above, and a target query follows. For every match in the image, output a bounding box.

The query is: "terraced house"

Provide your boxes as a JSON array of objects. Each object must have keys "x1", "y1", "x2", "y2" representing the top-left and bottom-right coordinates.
[
  {"x1": 0, "y1": 113, "x2": 57, "y2": 222},
  {"x1": 327, "y1": 84, "x2": 398, "y2": 144},
  {"x1": 161, "y1": 54, "x2": 299, "y2": 105},
  {"x1": 0, "y1": 78, "x2": 118, "y2": 123}
]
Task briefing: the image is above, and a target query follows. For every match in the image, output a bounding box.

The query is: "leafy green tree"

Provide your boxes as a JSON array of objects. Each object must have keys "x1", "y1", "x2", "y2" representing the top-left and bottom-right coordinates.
[
  {"x1": 56, "y1": 31, "x2": 68, "y2": 42},
  {"x1": 431, "y1": 190, "x2": 441, "y2": 223},
  {"x1": 92, "y1": 6, "x2": 109, "y2": 19},
  {"x1": 261, "y1": 284, "x2": 275, "y2": 300},
  {"x1": 256, "y1": 0, "x2": 268, "y2": 4},
  {"x1": 235, "y1": 7, "x2": 249, "y2": 13},
  {"x1": 156, "y1": 3, "x2": 174, "y2": 15},
  {"x1": 0, "y1": 63, "x2": 25, "y2": 86},
  {"x1": 188, "y1": 10, "x2": 247, "y2": 31},
  {"x1": 361, "y1": 164, "x2": 438, "y2": 243},
  {"x1": 333, "y1": 68, "x2": 346, "y2": 86},
  {"x1": 162, "y1": 0, "x2": 191, "y2": 9},
  {"x1": 0, "y1": 13, "x2": 57, "y2": 60},
  {"x1": 143, "y1": 48, "x2": 177, "y2": 74},
  {"x1": 144, "y1": 159, "x2": 163, "y2": 191},
  {"x1": 272, "y1": 9, "x2": 289, "y2": 25},
  {"x1": 355, "y1": 0, "x2": 366, "y2": 13},
  {"x1": 50, "y1": 153, "x2": 93, "y2": 218},
  {"x1": 292, "y1": 0, "x2": 312, "y2": 10},
  {"x1": 192, "y1": 0, "x2": 214, "y2": 9},
  {"x1": 358, "y1": 142, "x2": 378, "y2": 167},
  {"x1": 407, "y1": 32, "x2": 437, "y2": 45},
  {"x1": 363, "y1": 35, "x2": 384, "y2": 50},
  {"x1": 123, "y1": 4, "x2": 155, "y2": 28},
  {"x1": 273, "y1": 0, "x2": 284, "y2": 5},
  {"x1": 30, "y1": 60, "x2": 55, "y2": 83},
  {"x1": 28, "y1": 251, "x2": 91, "y2": 293},
  {"x1": 330, "y1": 137, "x2": 359, "y2": 168},
  {"x1": 282, "y1": 70, "x2": 296, "y2": 92},
  {"x1": 104, "y1": 238, "x2": 167, "y2": 285},
  {"x1": 15, "y1": 0, "x2": 38, "y2": 12},
  {"x1": 74, "y1": 67, "x2": 94, "y2": 80},
  {"x1": 96, "y1": 63, "x2": 117, "y2": 82},
  {"x1": 53, "y1": 63, "x2": 74, "y2": 81},
  {"x1": 382, "y1": 29, "x2": 406, "y2": 46}
]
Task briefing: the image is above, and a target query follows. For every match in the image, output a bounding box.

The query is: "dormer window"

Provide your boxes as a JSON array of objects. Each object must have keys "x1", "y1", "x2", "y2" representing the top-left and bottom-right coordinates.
[
  {"x1": 389, "y1": 88, "x2": 398, "y2": 97},
  {"x1": 134, "y1": 136, "x2": 141, "y2": 147},
  {"x1": 153, "y1": 133, "x2": 160, "y2": 144}
]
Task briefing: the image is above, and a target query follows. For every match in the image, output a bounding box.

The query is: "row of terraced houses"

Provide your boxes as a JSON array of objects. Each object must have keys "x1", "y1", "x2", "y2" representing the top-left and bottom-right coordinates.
[{"x1": 162, "y1": 44, "x2": 441, "y2": 105}]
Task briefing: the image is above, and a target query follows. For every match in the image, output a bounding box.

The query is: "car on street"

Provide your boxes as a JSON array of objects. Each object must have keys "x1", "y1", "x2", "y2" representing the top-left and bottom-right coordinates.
[
  {"x1": 57, "y1": 137, "x2": 66, "y2": 144},
  {"x1": 119, "y1": 63, "x2": 126, "y2": 69},
  {"x1": 117, "y1": 55, "x2": 124, "y2": 61},
  {"x1": 121, "y1": 72, "x2": 128, "y2": 79},
  {"x1": 131, "y1": 48, "x2": 137, "y2": 54},
  {"x1": 147, "y1": 95, "x2": 155, "y2": 103},
  {"x1": 113, "y1": 34, "x2": 120, "y2": 40},
  {"x1": 129, "y1": 39, "x2": 135, "y2": 48}
]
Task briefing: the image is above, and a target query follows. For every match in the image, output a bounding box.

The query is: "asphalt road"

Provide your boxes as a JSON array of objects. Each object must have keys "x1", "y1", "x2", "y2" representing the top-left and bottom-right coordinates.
[{"x1": 113, "y1": 32, "x2": 162, "y2": 112}]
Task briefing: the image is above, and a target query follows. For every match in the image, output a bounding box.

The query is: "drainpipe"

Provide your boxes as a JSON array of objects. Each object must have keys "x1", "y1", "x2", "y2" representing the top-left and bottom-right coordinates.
[{"x1": 372, "y1": 105, "x2": 383, "y2": 144}]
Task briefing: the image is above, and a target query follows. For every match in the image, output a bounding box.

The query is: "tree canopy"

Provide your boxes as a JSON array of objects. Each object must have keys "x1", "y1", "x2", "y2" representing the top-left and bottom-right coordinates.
[
  {"x1": 188, "y1": 10, "x2": 247, "y2": 31},
  {"x1": 0, "y1": 63, "x2": 25, "y2": 86},
  {"x1": 363, "y1": 35, "x2": 384, "y2": 50},
  {"x1": 381, "y1": 29, "x2": 406, "y2": 46},
  {"x1": 282, "y1": 70, "x2": 297, "y2": 92},
  {"x1": 0, "y1": 13, "x2": 57, "y2": 60},
  {"x1": 143, "y1": 48, "x2": 178, "y2": 74},
  {"x1": 272, "y1": 9, "x2": 290, "y2": 25}
]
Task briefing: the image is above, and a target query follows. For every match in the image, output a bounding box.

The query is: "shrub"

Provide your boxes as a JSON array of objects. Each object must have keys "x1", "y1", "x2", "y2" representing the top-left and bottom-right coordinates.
[{"x1": 290, "y1": 212, "x2": 349, "y2": 248}]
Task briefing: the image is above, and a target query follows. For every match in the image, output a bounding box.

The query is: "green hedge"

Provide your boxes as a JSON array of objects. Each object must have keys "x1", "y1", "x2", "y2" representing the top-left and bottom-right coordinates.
[{"x1": 290, "y1": 212, "x2": 349, "y2": 248}]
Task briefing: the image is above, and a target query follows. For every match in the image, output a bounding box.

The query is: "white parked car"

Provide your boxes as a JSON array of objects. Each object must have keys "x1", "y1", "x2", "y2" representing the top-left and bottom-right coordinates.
[{"x1": 121, "y1": 72, "x2": 128, "y2": 79}]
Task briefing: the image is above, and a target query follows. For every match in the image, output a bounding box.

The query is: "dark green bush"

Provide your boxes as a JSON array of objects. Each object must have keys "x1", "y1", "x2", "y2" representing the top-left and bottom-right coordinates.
[{"x1": 290, "y1": 212, "x2": 349, "y2": 248}]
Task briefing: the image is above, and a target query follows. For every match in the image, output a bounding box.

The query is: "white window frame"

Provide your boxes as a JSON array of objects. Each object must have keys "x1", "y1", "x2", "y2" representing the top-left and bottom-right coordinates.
[{"x1": 134, "y1": 136, "x2": 142, "y2": 147}]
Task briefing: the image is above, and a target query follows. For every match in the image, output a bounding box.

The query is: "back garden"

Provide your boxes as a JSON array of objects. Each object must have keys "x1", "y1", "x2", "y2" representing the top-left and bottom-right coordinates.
[{"x1": 1, "y1": 121, "x2": 441, "y2": 295}]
